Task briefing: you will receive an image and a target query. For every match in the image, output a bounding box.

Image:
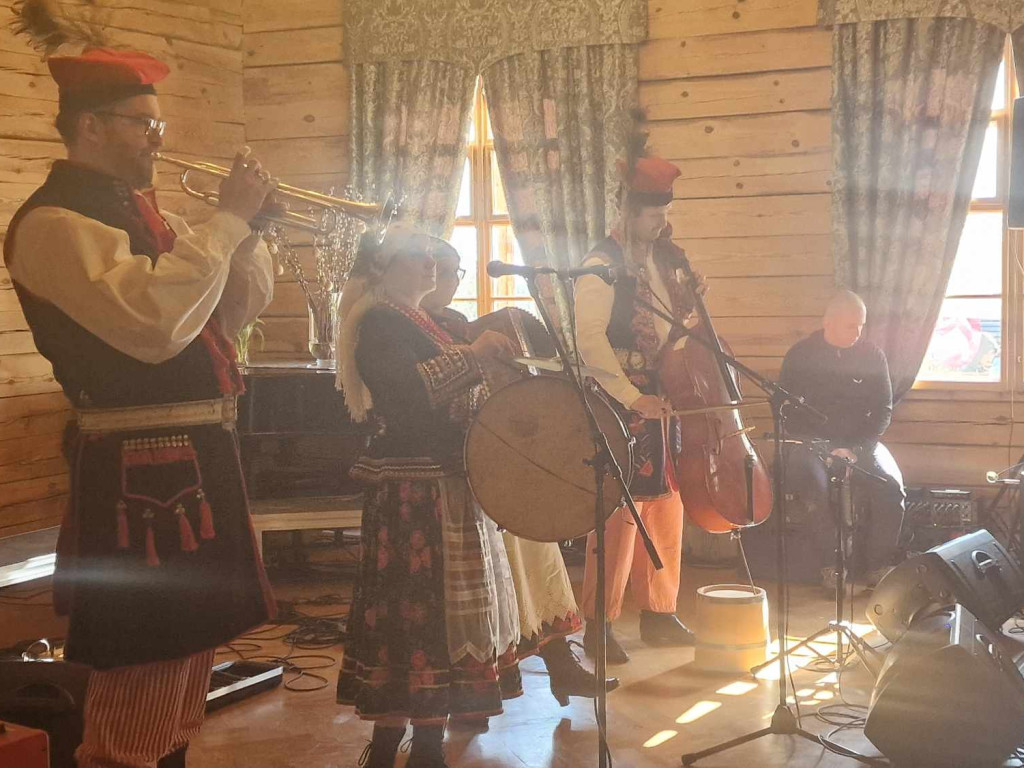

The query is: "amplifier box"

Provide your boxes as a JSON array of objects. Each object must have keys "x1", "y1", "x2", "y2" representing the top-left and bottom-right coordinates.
[
  {"x1": 867, "y1": 528, "x2": 1024, "y2": 644},
  {"x1": 904, "y1": 488, "x2": 978, "y2": 552},
  {"x1": 905, "y1": 488, "x2": 977, "y2": 528}
]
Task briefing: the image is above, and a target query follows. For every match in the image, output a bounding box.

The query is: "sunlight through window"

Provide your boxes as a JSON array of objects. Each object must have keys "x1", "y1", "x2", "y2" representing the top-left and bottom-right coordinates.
[
  {"x1": 716, "y1": 681, "x2": 758, "y2": 696},
  {"x1": 755, "y1": 655, "x2": 813, "y2": 681},
  {"x1": 676, "y1": 701, "x2": 722, "y2": 724},
  {"x1": 643, "y1": 730, "x2": 678, "y2": 748}
]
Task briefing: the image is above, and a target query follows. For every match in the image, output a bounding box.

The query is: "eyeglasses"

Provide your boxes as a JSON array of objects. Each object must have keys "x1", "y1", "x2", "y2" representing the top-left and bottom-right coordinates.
[
  {"x1": 455, "y1": 267, "x2": 466, "y2": 280},
  {"x1": 94, "y1": 112, "x2": 167, "y2": 138}
]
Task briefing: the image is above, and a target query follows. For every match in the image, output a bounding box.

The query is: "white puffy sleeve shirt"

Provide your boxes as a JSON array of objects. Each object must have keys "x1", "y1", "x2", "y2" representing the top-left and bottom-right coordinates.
[
  {"x1": 574, "y1": 247, "x2": 677, "y2": 409},
  {"x1": 6, "y1": 207, "x2": 275, "y2": 364}
]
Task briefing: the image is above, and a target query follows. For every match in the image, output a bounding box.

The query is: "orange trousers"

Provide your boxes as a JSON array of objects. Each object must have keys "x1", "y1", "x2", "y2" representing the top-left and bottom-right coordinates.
[{"x1": 581, "y1": 492, "x2": 684, "y2": 622}]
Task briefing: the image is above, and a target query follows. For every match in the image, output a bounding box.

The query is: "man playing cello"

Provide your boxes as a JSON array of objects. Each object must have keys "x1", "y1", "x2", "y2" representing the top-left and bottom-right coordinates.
[{"x1": 574, "y1": 155, "x2": 698, "y2": 664}]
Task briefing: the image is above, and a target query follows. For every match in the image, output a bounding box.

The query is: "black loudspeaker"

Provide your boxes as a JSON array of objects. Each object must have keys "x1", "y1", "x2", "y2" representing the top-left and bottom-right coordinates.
[
  {"x1": 1010, "y1": 97, "x2": 1024, "y2": 229},
  {"x1": 866, "y1": 528, "x2": 1024, "y2": 644},
  {"x1": 0, "y1": 659, "x2": 91, "y2": 768},
  {"x1": 865, "y1": 605, "x2": 1024, "y2": 767}
]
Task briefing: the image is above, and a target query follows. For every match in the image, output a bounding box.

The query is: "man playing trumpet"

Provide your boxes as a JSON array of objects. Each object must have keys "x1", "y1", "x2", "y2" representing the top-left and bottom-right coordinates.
[{"x1": 4, "y1": 48, "x2": 278, "y2": 768}]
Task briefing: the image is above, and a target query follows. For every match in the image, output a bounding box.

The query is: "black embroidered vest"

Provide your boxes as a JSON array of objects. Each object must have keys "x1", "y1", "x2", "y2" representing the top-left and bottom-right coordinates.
[
  {"x1": 4, "y1": 161, "x2": 228, "y2": 408},
  {"x1": 592, "y1": 235, "x2": 690, "y2": 361}
]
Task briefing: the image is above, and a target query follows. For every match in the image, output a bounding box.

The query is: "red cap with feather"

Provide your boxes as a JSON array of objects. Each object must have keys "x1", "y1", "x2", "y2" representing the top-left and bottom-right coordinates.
[
  {"x1": 618, "y1": 156, "x2": 680, "y2": 207},
  {"x1": 48, "y1": 48, "x2": 169, "y2": 110}
]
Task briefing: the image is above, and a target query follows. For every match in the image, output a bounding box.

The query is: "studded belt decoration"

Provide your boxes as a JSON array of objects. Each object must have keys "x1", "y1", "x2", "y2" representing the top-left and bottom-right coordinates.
[
  {"x1": 75, "y1": 396, "x2": 237, "y2": 434},
  {"x1": 614, "y1": 348, "x2": 652, "y2": 375}
]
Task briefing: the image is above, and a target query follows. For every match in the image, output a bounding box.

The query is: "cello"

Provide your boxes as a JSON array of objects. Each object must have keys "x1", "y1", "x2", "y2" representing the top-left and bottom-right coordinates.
[{"x1": 655, "y1": 228, "x2": 772, "y2": 533}]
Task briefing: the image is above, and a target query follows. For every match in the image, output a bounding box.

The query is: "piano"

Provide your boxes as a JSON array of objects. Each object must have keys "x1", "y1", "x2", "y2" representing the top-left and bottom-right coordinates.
[{"x1": 237, "y1": 361, "x2": 369, "y2": 555}]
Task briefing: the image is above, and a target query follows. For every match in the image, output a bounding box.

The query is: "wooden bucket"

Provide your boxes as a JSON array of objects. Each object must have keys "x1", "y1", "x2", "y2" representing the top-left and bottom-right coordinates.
[{"x1": 693, "y1": 584, "x2": 769, "y2": 673}]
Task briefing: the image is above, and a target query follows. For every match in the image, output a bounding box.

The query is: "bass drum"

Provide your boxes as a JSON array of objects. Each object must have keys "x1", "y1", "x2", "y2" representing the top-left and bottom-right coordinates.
[{"x1": 466, "y1": 376, "x2": 632, "y2": 542}]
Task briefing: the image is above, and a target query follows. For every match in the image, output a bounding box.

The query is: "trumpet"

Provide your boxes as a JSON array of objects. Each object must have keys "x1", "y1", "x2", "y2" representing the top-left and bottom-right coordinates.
[{"x1": 153, "y1": 152, "x2": 397, "y2": 239}]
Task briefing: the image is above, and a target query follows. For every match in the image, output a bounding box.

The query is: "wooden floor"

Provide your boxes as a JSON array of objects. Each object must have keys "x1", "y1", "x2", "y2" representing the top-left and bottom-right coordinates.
[{"x1": 190, "y1": 552, "x2": 889, "y2": 768}]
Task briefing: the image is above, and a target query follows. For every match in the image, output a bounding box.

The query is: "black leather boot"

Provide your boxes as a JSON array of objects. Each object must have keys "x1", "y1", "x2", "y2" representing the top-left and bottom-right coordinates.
[
  {"x1": 639, "y1": 610, "x2": 696, "y2": 646},
  {"x1": 582, "y1": 620, "x2": 630, "y2": 665},
  {"x1": 357, "y1": 724, "x2": 405, "y2": 767},
  {"x1": 158, "y1": 746, "x2": 187, "y2": 768},
  {"x1": 541, "y1": 637, "x2": 620, "y2": 706},
  {"x1": 407, "y1": 724, "x2": 448, "y2": 768}
]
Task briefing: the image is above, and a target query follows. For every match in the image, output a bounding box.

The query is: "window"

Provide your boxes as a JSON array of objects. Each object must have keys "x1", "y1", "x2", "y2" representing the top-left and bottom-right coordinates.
[
  {"x1": 447, "y1": 80, "x2": 534, "y2": 320},
  {"x1": 917, "y1": 47, "x2": 1016, "y2": 387}
]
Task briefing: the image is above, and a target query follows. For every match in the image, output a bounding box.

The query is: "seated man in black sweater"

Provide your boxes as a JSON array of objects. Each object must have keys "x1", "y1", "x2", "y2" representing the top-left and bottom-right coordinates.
[{"x1": 779, "y1": 290, "x2": 905, "y2": 589}]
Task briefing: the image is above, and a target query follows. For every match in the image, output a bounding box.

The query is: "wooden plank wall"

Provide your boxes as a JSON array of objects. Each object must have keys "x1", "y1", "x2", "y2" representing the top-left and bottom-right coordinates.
[
  {"x1": 0, "y1": 0, "x2": 246, "y2": 537},
  {"x1": 242, "y1": 0, "x2": 348, "y2": 359},
  {"x1": 639, "y1": 0, "x2": 1024, "y2": 501},
  {"x1": 640, "y1": 0, "x2": 1020, "y2": 500},
  {"x1": 0, "y1": 0, "x2": 1013, "y2": 539},
  {"x1": 639, "y1": 0, "x2": 834, "y2": 468},
  {"x1": 239, "y1": 0, "x2": 1020, "y2": 498}
]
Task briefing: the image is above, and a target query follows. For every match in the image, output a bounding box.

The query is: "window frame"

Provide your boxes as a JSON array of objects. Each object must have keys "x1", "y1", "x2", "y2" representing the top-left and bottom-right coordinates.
[
  {"x1": 451, "y1": 82, "x2": 524, "y2": 318},
  {"x1": 914, "y1": 38, "x2": 1020, "y2": 393}
]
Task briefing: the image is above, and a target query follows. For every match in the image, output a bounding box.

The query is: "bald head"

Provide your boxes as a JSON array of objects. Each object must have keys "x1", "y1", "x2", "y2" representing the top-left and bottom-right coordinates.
[{"x1": 822, "y1": 290, "x2": 867, "y2": 348}]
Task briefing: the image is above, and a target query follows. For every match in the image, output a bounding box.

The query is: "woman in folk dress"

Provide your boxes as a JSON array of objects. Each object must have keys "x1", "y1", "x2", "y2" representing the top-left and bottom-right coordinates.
[{"x1": 336, "y1": 226, "x2": 521, "y2": 768}]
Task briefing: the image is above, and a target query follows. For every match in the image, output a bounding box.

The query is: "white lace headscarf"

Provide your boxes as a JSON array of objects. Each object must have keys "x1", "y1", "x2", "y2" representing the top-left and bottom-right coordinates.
[{"x1": 336, "y1": 223, "x2": 438, "y2": 421}]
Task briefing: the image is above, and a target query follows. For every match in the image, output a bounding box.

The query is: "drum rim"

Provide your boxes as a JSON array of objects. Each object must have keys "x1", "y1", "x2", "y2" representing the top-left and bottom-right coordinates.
[
  {"x1": 464, "y1": 376, "x2": 632, "y2": 542},
  {"x1": 696, "y1": 583, "x2": 767, "y2": 602}
]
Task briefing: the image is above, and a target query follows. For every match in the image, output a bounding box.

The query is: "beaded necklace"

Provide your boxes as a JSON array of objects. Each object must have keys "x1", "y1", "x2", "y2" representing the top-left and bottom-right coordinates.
[{"x1": 383, "y1": 300, "x2": 454, "y2": 346}]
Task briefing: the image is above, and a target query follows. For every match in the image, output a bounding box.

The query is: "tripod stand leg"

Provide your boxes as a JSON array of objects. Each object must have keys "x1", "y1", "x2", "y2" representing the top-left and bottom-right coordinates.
[
  {"x1": 681, "y1": 705, "x2": 880, "y2": 766},
  {"x1": 680, "y1": 725, "x2": 774, "y2": 765},
  {"x1": 750, "y1": 626, "x2": 835, "y2": 676},
  {"x1": 829, "y1": 624, "x2": 884, "y2": 678}
]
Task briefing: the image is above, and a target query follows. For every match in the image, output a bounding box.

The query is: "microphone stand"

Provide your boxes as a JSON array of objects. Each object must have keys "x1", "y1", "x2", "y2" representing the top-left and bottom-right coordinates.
[
  {"x1": 630, "y1": 296, "x2": 880, "y2": 767},
  {"x1": 523, "y1": 273, "x2": 662, "y2": 768},
  {"x1": 749, "y1": 442, "x2": 889, "y2": 680}
]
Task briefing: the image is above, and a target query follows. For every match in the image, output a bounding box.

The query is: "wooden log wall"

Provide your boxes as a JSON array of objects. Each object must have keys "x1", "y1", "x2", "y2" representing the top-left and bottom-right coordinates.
[
  {"x1": 0, "y1": 0, "x2": 246, "y2": 537},
  {"x1": 0, "y1": 0, "x2": 1017, "y2": 539},
  {"x1": 640, "y1": 0, "x2": 1023, "y2": 502},
  {"x1": 643, "y1": 0, "x2": 1020, "y2": 502},
  {"x1": 242, "y1": 0, "x2": 348, "y2": 360},
  {"x1": 640, "y1": 0, "x2": 833, "y2": 472}
]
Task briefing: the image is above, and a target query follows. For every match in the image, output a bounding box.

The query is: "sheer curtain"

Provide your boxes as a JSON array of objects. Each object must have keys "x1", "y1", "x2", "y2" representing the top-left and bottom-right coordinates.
[
  {"x1": 483, "y1": 44, "x2": 638, "y2": 334},
  {"x1": 349, "y1": 60, "x2": 476, "y2": 236},
  {"x1": 830, "y1": 17, "x2": 1003, "y2": 397}
]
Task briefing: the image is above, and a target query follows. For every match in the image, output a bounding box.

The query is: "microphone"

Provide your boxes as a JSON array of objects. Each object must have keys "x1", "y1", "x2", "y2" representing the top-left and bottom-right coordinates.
[{"x1": 486, "y1": 261, "x2": 622, "y2": 285}]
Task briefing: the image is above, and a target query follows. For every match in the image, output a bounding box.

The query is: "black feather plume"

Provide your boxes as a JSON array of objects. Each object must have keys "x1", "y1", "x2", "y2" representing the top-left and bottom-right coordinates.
[
  {"x1": 622, "y1": 107, "x2": 651, "y2": 182},
  {"x1": 10, "y1": 0, "x2": 106, "y2": 58}
]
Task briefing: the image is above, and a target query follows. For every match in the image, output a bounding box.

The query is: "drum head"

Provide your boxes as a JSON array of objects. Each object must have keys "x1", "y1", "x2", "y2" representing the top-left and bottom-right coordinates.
[{"x1": 465, "y1": 377, "x2": 632, "y2": 542}]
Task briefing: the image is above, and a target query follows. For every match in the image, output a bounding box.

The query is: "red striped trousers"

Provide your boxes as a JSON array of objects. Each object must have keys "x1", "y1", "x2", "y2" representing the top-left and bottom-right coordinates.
[{"x1": 74, "y1": 649, "x2": 215, "y2": 768}]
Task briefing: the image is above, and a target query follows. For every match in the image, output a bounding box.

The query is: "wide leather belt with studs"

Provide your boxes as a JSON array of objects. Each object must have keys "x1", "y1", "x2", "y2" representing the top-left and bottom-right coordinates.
[{"x1": 75, "y1": 396, "x2": 237, "y2": 434}]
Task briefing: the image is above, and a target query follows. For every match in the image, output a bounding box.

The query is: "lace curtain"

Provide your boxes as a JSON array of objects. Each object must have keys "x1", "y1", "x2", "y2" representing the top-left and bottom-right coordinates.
[
  {"x1": 829, "y1": 16, "x2": 1004, "y2": 397},
  {"x1": 483, "y1": 44, "x2": 639, "y2": 336},
  {"x1": 349, "y1": 60, "x2": 476, "y2": 236}
]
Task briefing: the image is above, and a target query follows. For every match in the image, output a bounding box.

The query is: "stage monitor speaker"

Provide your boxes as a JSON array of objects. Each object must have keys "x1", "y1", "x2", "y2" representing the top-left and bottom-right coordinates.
[
  {"x1": 1012, "y1": 97, "x2": 1024, "y2": 228},
  {"x1": 865, "y1": 604, "x2": 1024, "y2": 767},
  {"x1": 866, "y1": 528, "x2": 1024, "y2": 644}
]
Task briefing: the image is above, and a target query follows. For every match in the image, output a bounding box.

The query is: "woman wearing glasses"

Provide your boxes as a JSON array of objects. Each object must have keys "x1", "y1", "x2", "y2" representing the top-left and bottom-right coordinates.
[
  {"x1": 336, "y1": 226, "x2": 521, "y2": 768},
  {"x1": 420, "y1": 245, "x2": 620, "y2": 719}
]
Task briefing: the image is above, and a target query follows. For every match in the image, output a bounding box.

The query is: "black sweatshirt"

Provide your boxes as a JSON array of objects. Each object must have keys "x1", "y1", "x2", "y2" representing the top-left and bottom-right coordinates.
[{"x1": 779, "y1": 329, "x2": 893, "y2": 452}]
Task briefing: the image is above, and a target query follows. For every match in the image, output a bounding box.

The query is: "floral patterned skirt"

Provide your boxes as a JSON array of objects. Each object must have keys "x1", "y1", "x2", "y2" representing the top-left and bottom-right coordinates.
[{"x1": 337, "y1": 477, "x2": 521, "y2": 724}]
